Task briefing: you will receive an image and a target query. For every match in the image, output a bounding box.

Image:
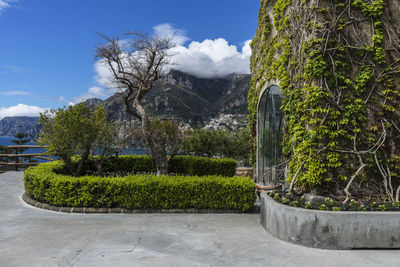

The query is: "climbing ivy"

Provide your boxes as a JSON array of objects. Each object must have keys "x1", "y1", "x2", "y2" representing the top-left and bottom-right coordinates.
[{"x1": 249, "y1": 0, "x2": 400, "y2": 201}]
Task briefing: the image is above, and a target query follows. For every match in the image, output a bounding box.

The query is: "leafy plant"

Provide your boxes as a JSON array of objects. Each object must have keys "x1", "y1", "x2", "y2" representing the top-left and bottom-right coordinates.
[
  {"x1": 38, "y1": 104, "x2": 119, "y2": 176},
  {"x1": 378, "y1": 204, "x2": 387, "y2": 211},
  {"x1": 358, "y1": 205, "x2": 367, "y2": 211},
  {"x1": 100, "y1": 155, "x2": 237, "y2": 177},
  {"x1": 324, "y1": 197, "x2": 334, "y2": 205},
  {"x1": 319, "y1": 204, "x2": 328, "y2": 210},
  {"x1": 12, "y1": 125, "x2": 30, "y2": 155},
  {"x1": 11, "y1": 125, "x2": 30, "y2": 168},
  {"x1": 24, "y1": 161, "x2": 256, "y2": 211},
  {"x1": 182, "y1": 128, "x2": 251, "y2": 166},
  {"x1": 281, "y1": 197, "x2": 290, "y2": 204},
  {"x1": 249, "y1": 0, "x2": 400, "y2": 204}
]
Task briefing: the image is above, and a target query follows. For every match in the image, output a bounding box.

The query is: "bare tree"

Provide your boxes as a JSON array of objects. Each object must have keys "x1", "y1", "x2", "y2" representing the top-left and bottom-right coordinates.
[{"x1": 95, "y1": 32, "x2": 177, "y2": 175}]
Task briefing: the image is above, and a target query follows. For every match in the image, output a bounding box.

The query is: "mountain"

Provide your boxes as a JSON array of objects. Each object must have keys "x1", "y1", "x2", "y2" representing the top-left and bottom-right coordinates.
[
  {"x1": 89, "y1": 70, "x2": 250, "y2": 143},
  {"x1": 0, "y1": 116, "x2": 41, "y2": 140},
  {"x1": 103, "y1": 70, "x2": 249, "y2": 124},
  {"x1": 0, "y1": 71, "x2": 250, "y2": 144}
]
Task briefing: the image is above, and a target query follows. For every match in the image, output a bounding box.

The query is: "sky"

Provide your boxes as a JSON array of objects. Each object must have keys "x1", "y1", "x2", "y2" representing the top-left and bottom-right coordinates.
[{"x1": 0, "y1": 0, "x2": 259, "y2": 119}]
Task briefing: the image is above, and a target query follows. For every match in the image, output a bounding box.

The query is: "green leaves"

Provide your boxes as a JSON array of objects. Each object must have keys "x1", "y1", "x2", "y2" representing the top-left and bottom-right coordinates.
[
  {"x1": 24, "y1": 162, "x2": 256, "y2": 212},
  {"x1": 38, "y1": 104, "x2": 118, "y2": 176},
  {"x1": 352, "y1": 0, "x2": 386, "y2": 18},
  {"x1": 354, "y1": 66, "x2": 374, "y2": 96},
  {"x1": 250, "y1": 0, "x2": 399, "y2": 197},
  {"x1": 182, "y1": 128, "x2": 251, "y2": 166},
  {"x1": 149, "y1": 119, "x2": 183, "y2": 154},
  {"x1": 102, "y1": 155, "x2": 237, "y2": 177}
]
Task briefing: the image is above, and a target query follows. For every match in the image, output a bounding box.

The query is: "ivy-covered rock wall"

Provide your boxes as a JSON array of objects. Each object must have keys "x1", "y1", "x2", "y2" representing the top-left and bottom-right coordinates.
[{"x1": 249, "y1": 0, "x2": 400, "y2": 201}]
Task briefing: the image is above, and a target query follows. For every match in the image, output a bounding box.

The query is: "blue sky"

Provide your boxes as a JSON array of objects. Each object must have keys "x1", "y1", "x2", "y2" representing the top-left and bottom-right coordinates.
[{"x1": 0, "y1": 0, "x2": 259, "y2": 118}]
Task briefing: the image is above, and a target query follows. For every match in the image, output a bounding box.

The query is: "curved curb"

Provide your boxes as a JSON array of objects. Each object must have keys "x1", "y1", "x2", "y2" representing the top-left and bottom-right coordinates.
[
  {"x1": 22, "y1": 192, "x2": 259, "y2": 214},
  {"x1": 260, "y1": 192, "x2": 400, "y2": 249}
]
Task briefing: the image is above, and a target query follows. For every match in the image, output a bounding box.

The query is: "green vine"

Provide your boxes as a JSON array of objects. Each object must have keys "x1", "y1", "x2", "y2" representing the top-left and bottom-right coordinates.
[{"x1": 249, "y1": 0, "x2": 400, "y2": 201}]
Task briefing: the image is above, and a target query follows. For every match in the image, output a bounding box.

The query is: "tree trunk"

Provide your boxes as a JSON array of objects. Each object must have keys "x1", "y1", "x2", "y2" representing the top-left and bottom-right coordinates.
[
  {"x1": 147, "y1": 137, "x2": 169, "y2": 175},
  {"x1": 62, "y1": 156, "x2": 76, "y2": 177},
  {"x1": 134, "y1": 99, "x2": 170, "y2": 176},
  {"x1": 155, "y1": 156, "x2": 168, "y2": 175},
  {"x1": 95, "y1": 160, "x2": 104, "y2": 177}
]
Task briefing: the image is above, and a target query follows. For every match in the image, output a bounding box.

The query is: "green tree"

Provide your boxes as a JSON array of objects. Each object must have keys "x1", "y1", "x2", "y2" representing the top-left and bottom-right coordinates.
[
  {"x1": 92, "y1": 116, "x2": 121, "y2": 176},
  {"x1": 12, "y1": 125, "x2": 30, "y2": 156},
  {"x1": 182, "y1": 128, "x2": 251, "y2": 166},
  {"x1": 0, "y1": 144, "x2": 7, "y2": 163},
  {"x1": 182, "y1": 128, "x2": 218, "y2": 157},
  {"x1": 219, "y1": 128, "x2": 251, "y2": 166},
  {"x1": 39, "y1": 104, "x2": 118, "y2": 177},
  {"x1": 127, "y1": 119, "x2": 185, "y2": 163}
]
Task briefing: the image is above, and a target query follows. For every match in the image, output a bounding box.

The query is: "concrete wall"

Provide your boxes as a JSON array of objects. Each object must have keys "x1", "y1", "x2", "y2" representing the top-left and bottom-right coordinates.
[{"x1": 260, "y1": 192, "x2": 400, "y2": 249}]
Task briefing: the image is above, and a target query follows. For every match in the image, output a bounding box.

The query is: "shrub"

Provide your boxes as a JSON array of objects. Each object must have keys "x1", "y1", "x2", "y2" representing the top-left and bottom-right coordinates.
[
  {"x1": 38, "y1": 104, "x2": 119, "y2": 177},
  {"x1": 24, "y1": 161, "x2": 256, "y2": 211},
  {"x1": 128, "y1": 119, "x2": 185, "y2": 175},
  {"x1": 182, "y1": 128, "x2": 251, "y2": 166},
  {"x1": 168, "y1": 156, "x2": 237, "y2": 177},
  {"x1": 100, "y1": 155, "x2": 237, "y2": 177},
  {"x1": 101, "y1": 156, "x2": 156, "y2": 174}
]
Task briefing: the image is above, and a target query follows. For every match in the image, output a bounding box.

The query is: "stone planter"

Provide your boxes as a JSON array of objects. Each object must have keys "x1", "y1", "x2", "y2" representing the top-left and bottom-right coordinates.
[
  {"x1": 255, "y1": 183, "x2": 281, "y2": 197},
  {"x1": 260, "y1": 192, "x2": 400, "y2": 249},
  {"x1": 236, "y1": 167, "x2": 254, "y2": 179}
]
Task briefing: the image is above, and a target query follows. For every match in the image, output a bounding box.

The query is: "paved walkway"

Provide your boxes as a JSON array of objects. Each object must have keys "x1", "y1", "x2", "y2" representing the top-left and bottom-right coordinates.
[{"x1": 0, "y1": 172, "x2": 399, "y2": 267}]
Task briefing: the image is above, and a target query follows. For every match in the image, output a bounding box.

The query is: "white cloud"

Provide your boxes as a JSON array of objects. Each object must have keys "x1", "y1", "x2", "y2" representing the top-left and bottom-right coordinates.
[
  {"x1": 0, "y1": 0, "x2": 18, "y2": 14},
  {"x1": 93, "y1": 24, "x2": 252, "y2": 88},
  {"x1": 154, "y1": 24, "x2": 251, "y2": 78},
  {"x1": 153, "y1": 23, "x2": 190, "y2": 46},
  {"x1": 88, "y1": 86, "x2": 109, "y2": 97},
  {"x1": 169, "y1": 38, "x2": 251, "y2": 78},
  {"x1": 0, "y1": 104, "x2": 48, "y2": 119},
  {"x1": 58, "y1": 96, "x2": 66, "y2": 102},
  {"x1": 0, "y1": 0, "x2": 11, "y2": 13},
  {"x1": 1, "y1": 90, "x2": 30, "y2": 96},
  {"x1": 3, "y1": 65, "x2": 36, "y2": 73},
  {"x1": 94, "y1": 60, "x2": 117, "y2": 89},
  {"x1": 69, "y1": 63, "x2": 115, "y2": 105},
  {"x1": 70, "y1": 86, "x2": 112, "y2": 104}
]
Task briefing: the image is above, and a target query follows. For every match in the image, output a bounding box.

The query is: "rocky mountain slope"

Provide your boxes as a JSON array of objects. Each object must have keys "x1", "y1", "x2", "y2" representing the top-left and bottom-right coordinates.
[
  {"x1": 0, "y1": 116, "x2": 41, "y2": 140},
  {"x1": 99, "y1": 70, "x2": 249, "y2": 127},
  {"x1": 0, "y1": 70, "x2": 250, "y2": 142}
]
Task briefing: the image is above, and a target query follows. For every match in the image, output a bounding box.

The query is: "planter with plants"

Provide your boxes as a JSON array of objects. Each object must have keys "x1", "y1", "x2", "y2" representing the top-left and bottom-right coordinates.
[
  {"x1": 260, "y1": 190, "x2": 400, "y2": 249},
  {"x1": 267, "y1": 191, "x2": 400, "y2": 212}
]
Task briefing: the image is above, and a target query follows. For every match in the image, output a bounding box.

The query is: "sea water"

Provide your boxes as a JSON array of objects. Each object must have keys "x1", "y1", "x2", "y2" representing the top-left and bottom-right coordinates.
[{"x1": 0, "y1": 136, "x2": 146, "y2": 163}]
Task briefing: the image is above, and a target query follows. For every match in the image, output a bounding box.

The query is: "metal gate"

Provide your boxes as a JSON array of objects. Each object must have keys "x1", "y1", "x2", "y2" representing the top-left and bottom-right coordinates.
[{"x1": 257, "y1": 85, "x2": 284, "y2": 185}]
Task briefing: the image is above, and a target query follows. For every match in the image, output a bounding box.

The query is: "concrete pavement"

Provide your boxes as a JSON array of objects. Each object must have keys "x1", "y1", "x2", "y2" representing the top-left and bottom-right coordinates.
[{"x1": 0, "y1": 171, "x2": 399, "y2": 267}]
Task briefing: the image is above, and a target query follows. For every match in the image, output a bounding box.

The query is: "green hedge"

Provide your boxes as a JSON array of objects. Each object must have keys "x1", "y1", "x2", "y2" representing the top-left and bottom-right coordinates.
[
  {"x1": 24, "y1": 161, "x2": 256, "y2": 211},
  {"x1": 100, "y1": 155, "x2": 237, "y2": 177}
]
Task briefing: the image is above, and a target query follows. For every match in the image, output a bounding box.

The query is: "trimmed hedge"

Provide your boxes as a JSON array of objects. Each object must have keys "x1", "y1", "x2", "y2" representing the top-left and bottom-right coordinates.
[
  {"x1": 100, "y1": 155, "x2": 237, "y2": 177},
  {"x1": 24, "y1": 161, "x2": 256, "y2": 211}
]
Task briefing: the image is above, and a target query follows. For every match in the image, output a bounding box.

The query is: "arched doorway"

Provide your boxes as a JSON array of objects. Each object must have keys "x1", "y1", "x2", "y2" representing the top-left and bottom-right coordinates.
[{"x1": 257, "y1": 85, "x2": 284, "y2": 185}]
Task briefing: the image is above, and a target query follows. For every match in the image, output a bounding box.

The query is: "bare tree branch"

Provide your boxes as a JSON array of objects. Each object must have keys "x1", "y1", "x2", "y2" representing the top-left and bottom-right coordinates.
[{"x1": 95, "y1": 32, "x2": 178, "y2": 175}]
